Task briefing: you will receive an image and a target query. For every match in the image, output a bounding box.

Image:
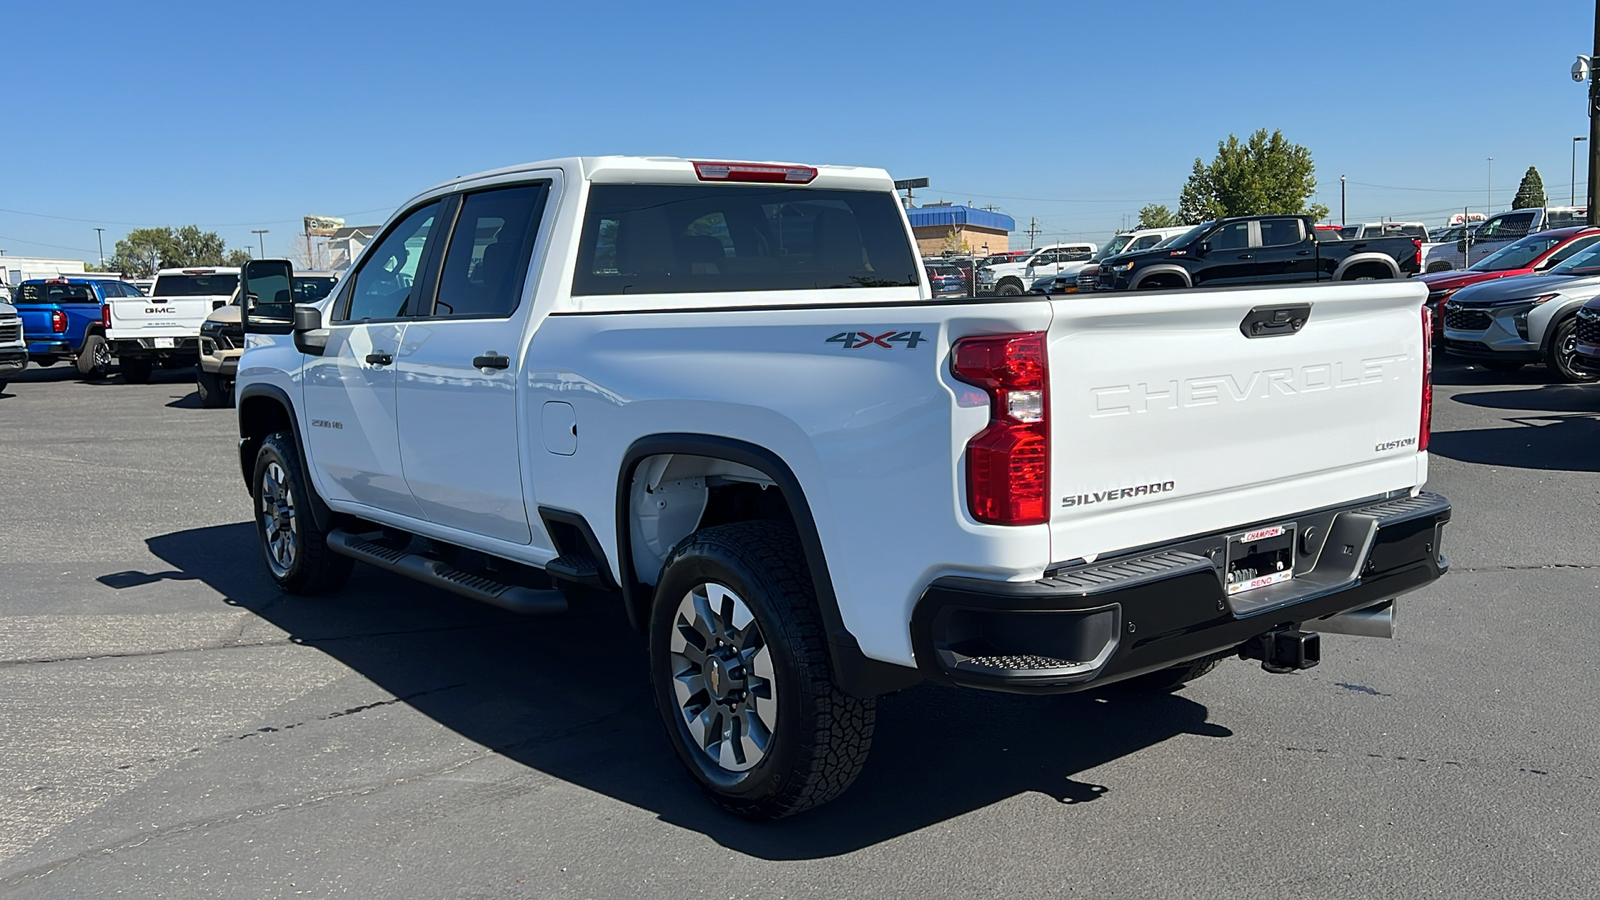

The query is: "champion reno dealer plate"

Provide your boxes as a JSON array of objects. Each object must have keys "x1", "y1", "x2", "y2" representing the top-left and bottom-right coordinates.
[{"x1": 1225, "y1": 524, "x2": 1296, "y2": 595}]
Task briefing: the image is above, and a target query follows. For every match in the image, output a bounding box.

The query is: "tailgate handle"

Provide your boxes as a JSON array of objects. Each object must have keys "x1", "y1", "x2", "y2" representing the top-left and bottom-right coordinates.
[{"x1": 1240, "y1": 304, "x2": 1312, "y2": 339}]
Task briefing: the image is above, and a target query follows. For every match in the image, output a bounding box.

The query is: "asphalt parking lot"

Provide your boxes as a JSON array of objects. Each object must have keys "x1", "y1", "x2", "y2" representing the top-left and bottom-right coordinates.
[{"x1": 1, "y1": 358, "x2": 1597, "y2": 899}]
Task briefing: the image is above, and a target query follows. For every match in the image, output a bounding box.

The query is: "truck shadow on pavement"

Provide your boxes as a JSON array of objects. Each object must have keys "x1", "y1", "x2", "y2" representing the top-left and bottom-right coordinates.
[
  {"x1": 1433, "y1": 385, "x2": 1600, "y2": 472},
  {"x1": 140, "y1": 522, "x2": 1233, "y2": 859}
]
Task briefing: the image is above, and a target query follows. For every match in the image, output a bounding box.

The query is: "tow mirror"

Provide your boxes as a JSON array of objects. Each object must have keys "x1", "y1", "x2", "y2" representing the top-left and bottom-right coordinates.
[
  {"x1": 1197, "y1": 241, "x2": 1212, "y2": 255},
  {"x1": 291, "y1": 304, "x2": 329, "y2": 356},
  {"x1": 240, "y1": 259, "x2": 296, "y2": 335}
]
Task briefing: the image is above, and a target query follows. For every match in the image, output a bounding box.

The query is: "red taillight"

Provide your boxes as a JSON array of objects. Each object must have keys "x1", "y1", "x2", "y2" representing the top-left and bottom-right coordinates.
[
  {"x1": 1413, "y1": 238, "x2": 1422, "y2": 268},
  {"x1": 692, "y1": 161, "x2": 817, "y2": 184},
  {"x1": 101, "y1": 303, "x2": 111, "y2": 329},
  {"x1": 951, "y1": 333, "x2": 1049, "y2": 525},
  {"x1": 51, "y1": 310, "x2": 68, "y2": 333},
  {"x1": 1420, "y1": 306, "x2": 1432, "y2": 452}
]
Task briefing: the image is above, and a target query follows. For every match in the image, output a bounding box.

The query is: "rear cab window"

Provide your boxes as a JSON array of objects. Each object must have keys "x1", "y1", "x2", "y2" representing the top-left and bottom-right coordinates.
[
  {"x1": 573, "y1": 184, "x2": 919, "y2": 296},
  {"x1": 16, "y1": 282, "x2": 92, "y2": 304},
  {"x1": 152, "y1": 273, "x2": 239, "y2": 297}
]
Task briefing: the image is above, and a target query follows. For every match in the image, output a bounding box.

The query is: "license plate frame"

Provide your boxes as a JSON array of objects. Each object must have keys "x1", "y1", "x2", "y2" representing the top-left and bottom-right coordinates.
[
  {"x1": 1225, "y1": 523, "x2": 1297, "y2": 596},
  {"x1": 153, "y1": 337, "x2": 175, "y2": 349}
]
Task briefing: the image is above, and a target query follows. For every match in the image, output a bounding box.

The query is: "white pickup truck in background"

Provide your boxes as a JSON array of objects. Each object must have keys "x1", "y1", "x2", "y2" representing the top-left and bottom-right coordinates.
[
  {"x1": 232, "y1": 156, "x2": 1451, "y2": 819},
  {"x1": 976, "y1": 242, "x2": 1097, "y2": 295},
  {"x1": 107, "y1": 266, "x2": 239, "y2": 383}
]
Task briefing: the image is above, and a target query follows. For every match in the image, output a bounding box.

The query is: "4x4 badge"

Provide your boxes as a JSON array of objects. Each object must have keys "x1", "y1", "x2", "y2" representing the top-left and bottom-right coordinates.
[{"x1": 825, "y1": 330, "x2": 926, "y2": 350}]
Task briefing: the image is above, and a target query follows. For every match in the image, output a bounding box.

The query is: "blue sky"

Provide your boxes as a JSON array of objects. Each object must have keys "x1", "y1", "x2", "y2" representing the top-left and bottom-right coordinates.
[{"x1": 4, "y1": 0, "x2": 1596, "y2": 262}]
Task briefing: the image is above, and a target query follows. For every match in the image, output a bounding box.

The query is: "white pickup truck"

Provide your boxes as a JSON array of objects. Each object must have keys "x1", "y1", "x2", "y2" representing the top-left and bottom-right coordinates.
[
  {"x1": 976, "y1": 242, "x2": 1097, "y2": 296},
  {"x1": 233, "y1": 156, "x2": 1451, "y2": 819},
  {"x1": 107, "y1": 266, "x2": 239, "y2": 383}
]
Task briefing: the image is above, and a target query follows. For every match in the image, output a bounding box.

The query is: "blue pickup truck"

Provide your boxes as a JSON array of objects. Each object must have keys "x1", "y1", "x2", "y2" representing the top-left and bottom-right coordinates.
[{"x1": 14, "y1": 277, "x2": 144, "y2": 378}]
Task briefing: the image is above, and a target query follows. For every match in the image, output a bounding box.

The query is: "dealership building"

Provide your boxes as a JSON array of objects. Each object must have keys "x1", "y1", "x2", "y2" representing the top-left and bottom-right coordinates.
[{"x1": 904, "y1": 204, "x2": 1015, "y2": 256}]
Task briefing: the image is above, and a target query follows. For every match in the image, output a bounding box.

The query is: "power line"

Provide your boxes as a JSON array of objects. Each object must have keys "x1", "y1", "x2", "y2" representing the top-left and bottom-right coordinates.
[
  {"x1": 0, "y1": 234, "x2": 103, "y2": 255},
  {"x1": 0, "y1": 205, "x2": 397, "y2": 229}
]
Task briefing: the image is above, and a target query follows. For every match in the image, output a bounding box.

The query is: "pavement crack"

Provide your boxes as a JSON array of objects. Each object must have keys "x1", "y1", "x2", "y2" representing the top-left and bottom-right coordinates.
[
  {"x1": 1281, "y1": 745, "x2": 1595, "y2": 781},
  {"x1": 233, "y1": 683, "x2": 466, "y2": 740},
  {"x1": 0, "y1": 622, "x2": 525, "y2": 668},
  {"x1": 1455, "y1": 564, "x2": 1599, "y2": 572}
]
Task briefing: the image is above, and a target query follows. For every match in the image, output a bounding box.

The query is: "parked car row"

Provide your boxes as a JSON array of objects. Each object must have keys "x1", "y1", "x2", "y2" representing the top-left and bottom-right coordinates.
[
  {"x1": 1420, "y1": 206, "x2": 1587, "y2": 273},
  {"x1": 0, "y1": 267, "x2": 336, "y2": 402},
  {"x1": 1438, "y1": 227, "x2": 1600, "y2": 381}
]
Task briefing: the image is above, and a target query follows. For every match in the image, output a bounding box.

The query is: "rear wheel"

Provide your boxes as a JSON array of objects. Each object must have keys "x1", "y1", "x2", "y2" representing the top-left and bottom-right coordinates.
[
  {"x1": 252, "y1": 431, "x2": 352, "y2": 595},
  {"x1": 649, "y1": 521, "x2": 875, "y2": 819},
  {"x1": 1547, "y1": 316, "x2": 1598, "y2": 383},
  {"x1": 196, "y1": 369, "x2": 231, "y2": 408},
  {"x1": 120, "y1": 357, "x2": 153, "y2": 384},
  {"x1": 75, "y1": 334, "x2": 113, "y2": 379},
  {"x1": 996, "y1": 282, "x2": 1023, "y2": 297}
]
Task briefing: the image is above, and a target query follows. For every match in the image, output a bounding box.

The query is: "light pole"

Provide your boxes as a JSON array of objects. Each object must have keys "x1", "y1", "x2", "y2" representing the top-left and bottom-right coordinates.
[
  {"x1": 1576, "y1": 137, "x2": 1589, "y2": 206},
  {"x1": 1340, "y1": 174, "x2": 1346, "y2": 225},
  {"x1": 1486, "y1": 157, "x2": 1494, "y2": 215},
  {"x1": 252, "y1": 229, "x2": 269, "y2": 258},
  {"x1": 93, "y1": 227, "x2": 105, "y2": 268}
]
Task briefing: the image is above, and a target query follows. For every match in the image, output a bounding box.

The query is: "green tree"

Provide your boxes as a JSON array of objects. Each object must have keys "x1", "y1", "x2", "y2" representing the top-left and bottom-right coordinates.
[
  {"x1": 105, "y1": 225, "x2": 248, "y2": 276},
  {"x1": 940, "y1": 226, "x2": 972, "y2": 255},
  {"x1": 1135, "y1": 203, "x2": 1179, "y2": 229},
  {"x1": 1511, "y1": 166, "x2": 1546, "y2": 209},
  {"x1": 1177, "y1": 129, "x2": 1329, "y2": 223}
]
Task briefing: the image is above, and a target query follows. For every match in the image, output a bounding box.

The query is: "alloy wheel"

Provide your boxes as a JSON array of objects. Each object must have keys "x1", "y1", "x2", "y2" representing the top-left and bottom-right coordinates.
[
  {"x1": 259, "y1": 461, "x2": 298, "y2": 577},
  {"x1": 668, "y1": 582, "x2": 778, "y2": 772}
]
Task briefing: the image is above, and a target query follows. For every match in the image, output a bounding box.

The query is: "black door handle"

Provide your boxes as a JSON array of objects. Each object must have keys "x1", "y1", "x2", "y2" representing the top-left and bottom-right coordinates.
[
  {"x1": 365, "y1": 352, "x2": 392, "y2": 366},
  {"x1": 473, "y1": 353, "x2": 510, "y2": 370},
  {"x1": 1296, "y1": 250, "x2": 1311, "y2": 256},
  {"x1": 1237, "y1": 254, "x2": 1254, "y2": 259}
]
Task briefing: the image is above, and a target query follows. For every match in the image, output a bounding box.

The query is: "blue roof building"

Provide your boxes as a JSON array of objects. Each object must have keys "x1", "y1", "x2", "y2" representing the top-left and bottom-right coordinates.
[{"x1": 905, "y1": 204, "x2": 1015, "y2": 256}]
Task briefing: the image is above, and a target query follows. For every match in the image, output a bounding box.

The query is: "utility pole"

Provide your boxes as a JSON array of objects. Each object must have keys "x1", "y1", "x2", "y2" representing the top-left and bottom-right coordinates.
[
  {"x1": 93, "y1": 227, "x2": 105, "y2": 267},
  {"x1": 252, "y1": 229, "x2": 269, "y2": 258},
  {"x1": 1486, "y1": 157, "x2": 1493, "y2": 215},
  {"x1": 1026, "y1": 217, "x2": 1042, "y2": 248},
  {"x1": 1340, "y1": 175, "x2": 1346, "y2": 226},
  {"x1": 1591, "y1": 0, "x2": 1600, "y2": 224}
]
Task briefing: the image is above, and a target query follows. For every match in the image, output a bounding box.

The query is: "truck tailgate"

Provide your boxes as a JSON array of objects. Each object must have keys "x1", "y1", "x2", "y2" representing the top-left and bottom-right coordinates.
[
  {"x1": 1047, "y1": 280, "x2": 1428, "y2": 564},
  {"x1": 107, "y1": 296, "x2": 220, "y2": 339}
]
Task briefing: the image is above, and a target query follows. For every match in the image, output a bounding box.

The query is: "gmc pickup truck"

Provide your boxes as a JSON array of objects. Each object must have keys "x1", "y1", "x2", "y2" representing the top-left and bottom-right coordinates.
[
  {"x1": 234, "y1": 156, "x2": 1450, "y2": 819},
  {"x1": 1093, "y1": 215, "x2": 1421, "y2": 291},
  {"x1": 13, "y1": 276, "x2": 141, "y2": 378},
  {"x1": 108, "y1": 266, "x2": 239, "y2": 383}
]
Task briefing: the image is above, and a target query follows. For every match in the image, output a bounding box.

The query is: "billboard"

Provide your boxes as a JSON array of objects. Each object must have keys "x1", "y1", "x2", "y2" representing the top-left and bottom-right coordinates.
[{"x1": 303, "y1": 215, "x2": 345, "y2": 236}]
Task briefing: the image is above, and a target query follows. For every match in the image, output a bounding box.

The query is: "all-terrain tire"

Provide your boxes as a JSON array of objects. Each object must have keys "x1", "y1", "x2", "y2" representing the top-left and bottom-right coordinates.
[
  {"x1": 251, "y1": 430, "x2": 352, "y2": 595},
  {"x1": 76, "y1": 334, "x2": 113, "y2": 379},
  {"x1": 120, "y1": 357, "x2": 153, "y2": 384},
  {"x1": 649, "y1": 521, "x2": 875, "y2": 819}
]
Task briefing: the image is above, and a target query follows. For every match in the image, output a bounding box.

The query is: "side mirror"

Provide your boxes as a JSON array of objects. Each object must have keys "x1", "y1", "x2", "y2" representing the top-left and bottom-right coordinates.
[
  {"x1": 292, "y1": 304, "x2": 329, "y2": 357},
  {"x1": 240, "y1": 259, "x2": 296, "y2": 335},
  {"x1": 1456, "y1": 239, "x2": 1468, "y2": 253},
  {"x1": 293, "y1": 305, "x2": 322, "y2": 331},
  {"x1": 1197, "y1": 242, "x2": 1211, "y2": 255}
]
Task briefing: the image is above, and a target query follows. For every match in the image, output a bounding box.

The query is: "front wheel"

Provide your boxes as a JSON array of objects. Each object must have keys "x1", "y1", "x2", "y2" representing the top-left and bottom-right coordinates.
[
  {"x1": 76, "y1": 334, "x2": 113, "y2": 379},
  {"x1": 649, "y1": 522, "x2": 875, "y2": 819},
  {"x1": 252, "y1": 431, "x2": 352, "y2": 595},
  {"x1": 995, "y1": 282, "x2": 1023, "y2": 297},
  {"x1": 1546, "y1": 316, "x2": 1599, "y2": 383},
  {"x1": 196, "y1": 369, "x2": 231, "y2": 408}
]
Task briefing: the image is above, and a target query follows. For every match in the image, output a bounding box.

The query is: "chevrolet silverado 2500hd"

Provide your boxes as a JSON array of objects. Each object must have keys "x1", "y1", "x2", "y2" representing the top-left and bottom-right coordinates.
[{"x1": 234, "y1": 156, "x2": 1450, "y2": 819}]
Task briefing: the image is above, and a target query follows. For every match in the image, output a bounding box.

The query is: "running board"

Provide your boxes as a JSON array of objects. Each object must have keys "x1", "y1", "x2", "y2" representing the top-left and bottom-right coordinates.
[{"x1": 326, "y1": 530, "x2": 566, "y2": 616}]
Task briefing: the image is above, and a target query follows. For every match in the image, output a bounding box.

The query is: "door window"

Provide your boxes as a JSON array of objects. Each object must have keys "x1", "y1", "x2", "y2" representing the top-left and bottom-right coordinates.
[
  {"x1": 1207, "y1": 222, "x2": 1250, "y2": 251},
  {"x1": 1127, "y1": 235, "x2": 1162, "y2": 252},
  {"x1": 341, "y1": 202, "x2": 440, "y2": 322},
  {"x1": 1258, "y1": 218, "x2": 1304, "y2": 247},
  {"x1": 429, "y1": 184, "x2": 548, "y2": 318},
  {"x1": 1548, "y1": 234, "x2": 1600, "y2": 265},
  {"x1": 1474, "y1": 213, "x2": 1536, "y2": 242}
]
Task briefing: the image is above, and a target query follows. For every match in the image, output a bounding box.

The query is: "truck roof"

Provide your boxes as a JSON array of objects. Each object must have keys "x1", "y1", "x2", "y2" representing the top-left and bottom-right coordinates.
[
  {"x1": 413, "y1": 156, "x2": 897, "y2": 203},
  {"x1": 155, "y1": 266, "x2": 242, "y2": 276}
]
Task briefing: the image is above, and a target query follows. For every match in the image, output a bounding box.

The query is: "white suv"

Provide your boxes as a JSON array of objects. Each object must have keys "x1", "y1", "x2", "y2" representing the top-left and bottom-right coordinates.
[{"x1": 0, "y1": 301, "x2": 25, "y2": 391}]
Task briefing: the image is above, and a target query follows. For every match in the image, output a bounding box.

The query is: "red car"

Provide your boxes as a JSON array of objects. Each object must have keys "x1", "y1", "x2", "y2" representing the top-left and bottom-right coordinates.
[{"x1": 1420, "y1": 226, "x2": 1600, "y2": 339}]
